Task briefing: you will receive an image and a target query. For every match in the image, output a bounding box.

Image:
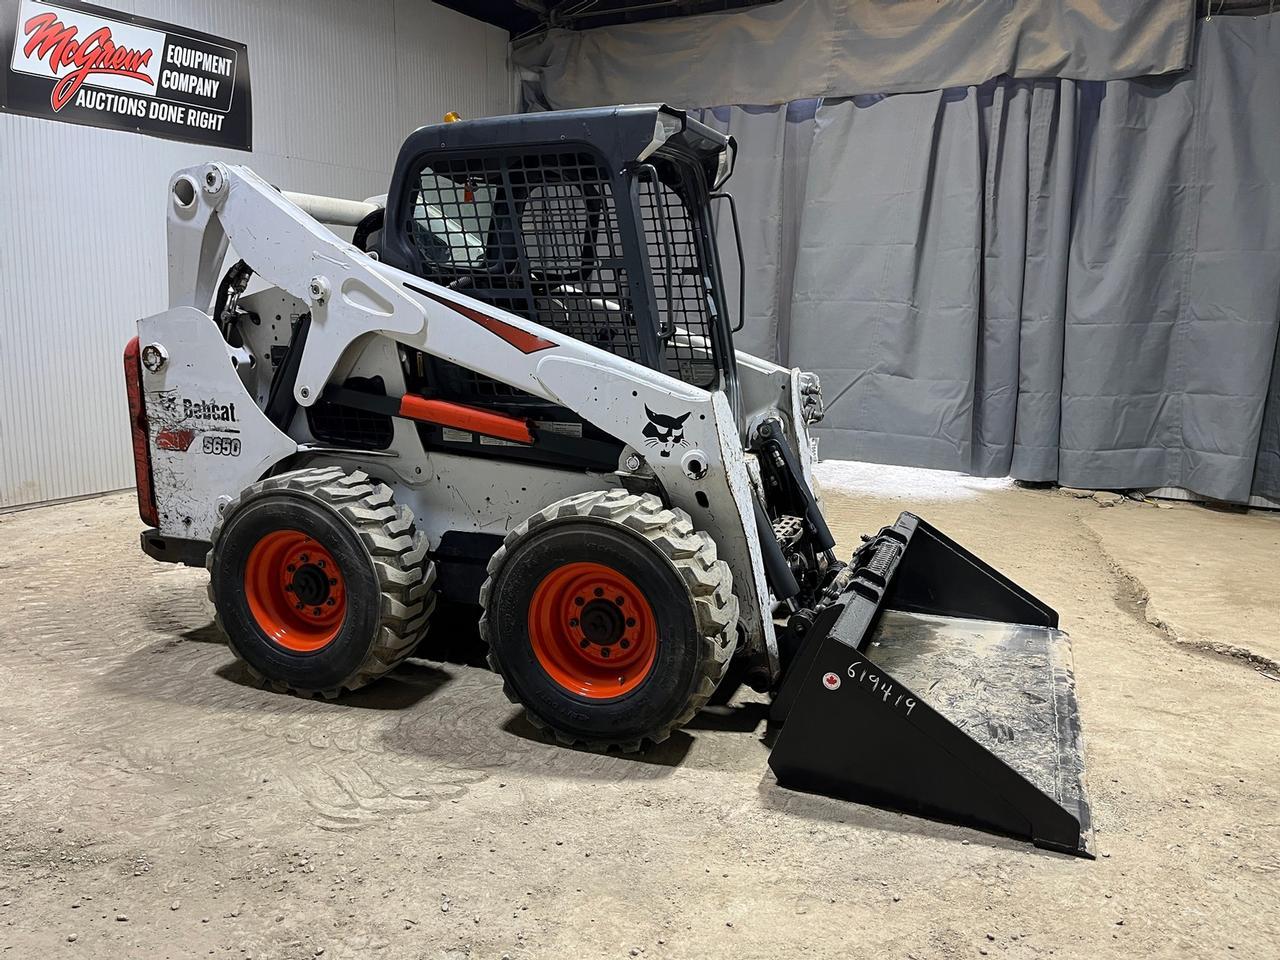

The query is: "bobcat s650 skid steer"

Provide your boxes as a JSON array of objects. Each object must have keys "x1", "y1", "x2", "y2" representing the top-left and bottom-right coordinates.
[{"x1": 124, "y1": 105, "x2": 1093, "y2": 856}]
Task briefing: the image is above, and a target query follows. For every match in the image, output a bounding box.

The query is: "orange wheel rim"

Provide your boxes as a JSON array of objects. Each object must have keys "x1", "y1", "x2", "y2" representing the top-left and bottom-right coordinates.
[
  {"x1": 244, "y1": 530, "x2": 347, "y2": 653},
  {"x1": 528, "y1": 561, "x2": 657, "y2": 699}
]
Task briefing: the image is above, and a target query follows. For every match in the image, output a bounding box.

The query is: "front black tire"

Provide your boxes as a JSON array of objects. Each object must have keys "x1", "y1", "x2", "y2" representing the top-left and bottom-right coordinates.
[
  {"x1": 480, "y1": 489, "x2": 738, "y2": 751},
  {"x1": 207, "y1": 466, "x2": 435, "y2": 697}
]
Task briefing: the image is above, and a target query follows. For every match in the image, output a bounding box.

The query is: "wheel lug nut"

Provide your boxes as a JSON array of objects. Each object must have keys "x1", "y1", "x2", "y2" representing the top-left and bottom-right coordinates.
[
  {"x1": 318, "y1": 560, "x2": 325, "y2": 568},
  {"x1": 313, "y1": 607, "x2": 322, "y2": 615},
  {"x1": 625, "y1": 618, "x2": 636, "y2": 628},
  {"x1": 620, "y1": 639, "x2": 630, "y2": 650},
  {"x1": 569, "y1": 618, "x2": 579, "y2": 627},
  {"x1": 615, "y1": 596, "x2": 624, "y2": 606},
  {"x1": 285, "y1": 584, "x2": 294, "y2": 592},
  {"x1": 300, "y1": 554, "x2": 309, "y2": 562},
  {"x1": 329, "y1": 578, "x2": 337, "y2": 585},
  {"x1": 601, "y1": 647, "x2": 611, "y2": 658},
  {"x1": 579, "y1": 639, "x2": 590, "y2": 649},
  {"x1": 326, "y1": 598, "x2": 335, "y2": 606},
  {"x1": 295, "y1": 602, "x2": 303, "y2": 610},
  {"x1": 593, "y1": 587, "x2": 604, "y2": 597},
  {"x1": 287, "y1": 564, "x2": 296, "y2": 573},
  {"x1": 574, "y1": 597, "x2": 585, "y2": 606}
]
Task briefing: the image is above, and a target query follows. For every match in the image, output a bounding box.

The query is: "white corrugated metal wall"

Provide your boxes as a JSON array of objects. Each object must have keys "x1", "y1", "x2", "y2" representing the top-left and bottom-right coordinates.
[{"x1": 0, "y1": 0, "x2": 513, "y2": 509}]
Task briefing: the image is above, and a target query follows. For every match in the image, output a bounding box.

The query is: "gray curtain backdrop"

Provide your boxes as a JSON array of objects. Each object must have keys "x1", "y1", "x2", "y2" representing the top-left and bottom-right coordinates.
[
  {"x1": 689, "y1": 15, "x2": 1280, "y2": 503},
  {"x1": 514, "y1": 0, "x2": 1196, "y2": 110}
]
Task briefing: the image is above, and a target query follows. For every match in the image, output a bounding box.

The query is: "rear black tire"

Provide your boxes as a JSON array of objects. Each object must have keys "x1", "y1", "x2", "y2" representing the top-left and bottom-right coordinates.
[
  {"x1": 480, "y1": 489, "x2": 738, "y2": 751},
  {"x1": 207, "y1": 466, "x2": 435, "y2": 697}
]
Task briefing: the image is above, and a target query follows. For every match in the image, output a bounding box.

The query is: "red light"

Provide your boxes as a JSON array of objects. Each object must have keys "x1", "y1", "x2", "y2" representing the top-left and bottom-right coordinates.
[{"x1": 123, "y1": 337, "x2": 158, "y2": 526}]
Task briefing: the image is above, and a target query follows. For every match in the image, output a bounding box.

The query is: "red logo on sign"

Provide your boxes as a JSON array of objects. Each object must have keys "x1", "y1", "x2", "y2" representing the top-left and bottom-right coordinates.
[
  {"x1": 21, "y1": 11, "x2": 155, "y2": 112},
  {"x1": 821, "y1": 672, "x2": 841, "y2": 691}
]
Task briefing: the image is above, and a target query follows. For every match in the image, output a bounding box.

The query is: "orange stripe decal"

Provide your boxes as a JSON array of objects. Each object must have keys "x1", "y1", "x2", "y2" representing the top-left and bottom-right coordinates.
[
  {"x1": 398, "y1": 395, "x2": 534, "y2": 445},
  {"x1": 412, "y1": 285, "x2": 556, "y2": 354}
]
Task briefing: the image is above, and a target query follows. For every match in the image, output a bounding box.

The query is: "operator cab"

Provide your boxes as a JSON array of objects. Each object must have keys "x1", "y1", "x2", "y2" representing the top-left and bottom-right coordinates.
[{"x1": 369, "y1": 105, "x2": 741, "y2": 458}]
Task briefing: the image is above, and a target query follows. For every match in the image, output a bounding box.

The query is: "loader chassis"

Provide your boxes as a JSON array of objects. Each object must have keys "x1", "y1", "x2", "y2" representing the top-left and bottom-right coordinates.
[{"x1": 127, "y1": 105, "x2": 1093, "y2": 855}]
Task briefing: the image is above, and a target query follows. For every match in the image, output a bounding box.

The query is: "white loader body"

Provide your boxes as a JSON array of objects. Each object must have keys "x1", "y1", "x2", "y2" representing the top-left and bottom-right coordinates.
[{"x1": 140, "y1": 162, "x2": 823, "y2": 673}]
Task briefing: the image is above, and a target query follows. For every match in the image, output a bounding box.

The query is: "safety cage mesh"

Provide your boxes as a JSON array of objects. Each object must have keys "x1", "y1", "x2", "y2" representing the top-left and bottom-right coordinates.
[
  {"x1": 639, "y1": 173, "x2": 718, "y2": 388},
  {"x1": 404, "y1": 148, "x2": 718, "y2": 390}
]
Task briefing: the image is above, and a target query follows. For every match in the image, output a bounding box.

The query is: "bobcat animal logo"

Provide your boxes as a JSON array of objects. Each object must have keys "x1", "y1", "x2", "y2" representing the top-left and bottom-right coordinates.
[{"x1": 642, "y1": 406, "x2": 691, "y2": 458}]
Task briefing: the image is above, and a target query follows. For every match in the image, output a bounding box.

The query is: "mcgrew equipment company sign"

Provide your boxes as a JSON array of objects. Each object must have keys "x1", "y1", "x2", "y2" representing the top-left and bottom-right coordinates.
[{"x1": 0, "y1": 0, "x2": 251, "y2": 149}]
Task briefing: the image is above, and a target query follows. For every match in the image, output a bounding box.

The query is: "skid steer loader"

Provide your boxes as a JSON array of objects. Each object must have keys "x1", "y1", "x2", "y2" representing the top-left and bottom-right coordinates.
[{"x1": 124, "y1": 105, "x2": 1092, "y2": 856}]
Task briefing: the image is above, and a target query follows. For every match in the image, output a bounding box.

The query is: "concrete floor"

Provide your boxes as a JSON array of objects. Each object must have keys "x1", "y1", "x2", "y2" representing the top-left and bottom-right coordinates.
[{"x1": 0, "y1": 467, "x2": 1277, "y2": 959}]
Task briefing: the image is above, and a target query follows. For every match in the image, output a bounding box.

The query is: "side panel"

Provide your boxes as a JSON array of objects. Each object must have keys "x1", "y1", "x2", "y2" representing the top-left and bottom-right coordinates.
[
  {"x1": 736, "y1": 347, "x2": 822, "y2": 494},
  {"x1": 312, "y1": 448, "x2": 609, "y2": 542},
  {"x1": 138, "y1": 307, "x2": 297, "y2": 539}
]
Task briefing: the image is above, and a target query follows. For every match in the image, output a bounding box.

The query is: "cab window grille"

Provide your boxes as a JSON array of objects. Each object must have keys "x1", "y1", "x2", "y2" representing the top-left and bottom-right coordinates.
[
  {"x1": 408, "y1": 151, "x2": 641, "y2": 361},
  {"x1": 639, "y1": 174, "x2": 718, "y2": 388},
  {"x1": 405, "y1": 147, "x2": 719, "y2": 392}
]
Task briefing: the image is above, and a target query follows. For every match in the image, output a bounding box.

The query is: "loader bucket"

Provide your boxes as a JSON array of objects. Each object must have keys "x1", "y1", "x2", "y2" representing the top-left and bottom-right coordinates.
[{"x1": 768, "y1": 513, "x2": 1094, "y2": 858}]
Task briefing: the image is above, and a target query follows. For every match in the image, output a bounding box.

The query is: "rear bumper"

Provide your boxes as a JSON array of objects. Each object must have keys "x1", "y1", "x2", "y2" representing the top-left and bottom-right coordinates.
[{"x1": 140, "y1": 528, "x2": 209, "y2": 568}]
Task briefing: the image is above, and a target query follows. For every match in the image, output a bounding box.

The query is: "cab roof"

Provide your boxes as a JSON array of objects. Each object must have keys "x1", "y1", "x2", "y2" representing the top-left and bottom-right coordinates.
[{"x1": 395, "y1": 104, "x2": 732, "y2": 184}]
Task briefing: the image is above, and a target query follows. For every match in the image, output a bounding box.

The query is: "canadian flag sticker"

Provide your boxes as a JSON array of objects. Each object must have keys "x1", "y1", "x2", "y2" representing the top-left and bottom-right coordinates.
[{"x1": 821, "y1": 672, "x2": 841, "y2": 691}]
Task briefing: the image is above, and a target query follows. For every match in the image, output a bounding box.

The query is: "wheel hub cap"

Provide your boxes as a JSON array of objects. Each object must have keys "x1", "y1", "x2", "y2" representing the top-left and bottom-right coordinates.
[
  {"x1": 579, "y1": 598, "x2": 625, "y2": 646},
  {"x1": 244, "y1": 530, "x2": 347, "y2": 652},
  {"x1": 290, "y1": 563, "x2": 332, "y2": 608},
  {"x1": 527, "y1": 562, "x2": 657, "y2": 699}
]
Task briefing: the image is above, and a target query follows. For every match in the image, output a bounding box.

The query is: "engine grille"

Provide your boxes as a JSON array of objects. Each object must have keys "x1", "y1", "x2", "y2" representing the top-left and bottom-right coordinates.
[{"x1": 306, "y1": 377, "x2": 393, "y2": 450}]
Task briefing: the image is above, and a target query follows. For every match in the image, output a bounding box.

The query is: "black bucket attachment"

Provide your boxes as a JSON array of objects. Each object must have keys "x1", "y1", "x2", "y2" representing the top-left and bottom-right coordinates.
[{"x1": 769, "y1": 513, "x2": 1094, "y2": 858}]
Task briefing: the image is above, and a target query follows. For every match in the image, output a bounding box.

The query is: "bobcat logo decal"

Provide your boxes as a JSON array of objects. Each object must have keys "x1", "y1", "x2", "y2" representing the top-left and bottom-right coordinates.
[{"x1": 643, "y1": 406, "x2": 691, "y2": 458}]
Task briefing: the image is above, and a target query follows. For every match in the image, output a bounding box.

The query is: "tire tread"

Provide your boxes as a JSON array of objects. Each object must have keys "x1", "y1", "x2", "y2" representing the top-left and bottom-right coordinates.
[
  {"x1": 207, "y1": 467, "x2": 436, "y2": 698},
  {"x1": 479, "y1": 489, "x2": 738, "y2": 752}
]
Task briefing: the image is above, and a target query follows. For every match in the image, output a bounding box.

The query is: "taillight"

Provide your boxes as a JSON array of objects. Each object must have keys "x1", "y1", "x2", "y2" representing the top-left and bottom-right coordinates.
[{"x1": 123, "y1": 337, "x2": 159, "y2": 526}]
